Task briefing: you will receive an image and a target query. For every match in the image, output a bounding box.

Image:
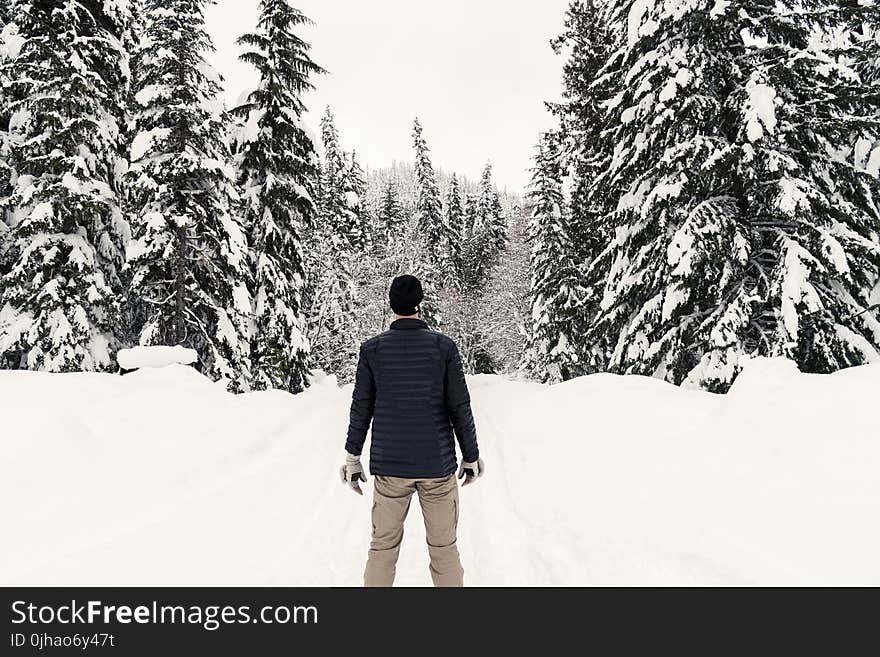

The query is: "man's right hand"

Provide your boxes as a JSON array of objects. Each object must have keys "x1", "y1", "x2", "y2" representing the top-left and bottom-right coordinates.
[
  {"x1": 340, "y1": 452, "x2": 367, "y2": 495},
  {"x1": 458, "y1": 457, "x2": 485, "y2": 486}
]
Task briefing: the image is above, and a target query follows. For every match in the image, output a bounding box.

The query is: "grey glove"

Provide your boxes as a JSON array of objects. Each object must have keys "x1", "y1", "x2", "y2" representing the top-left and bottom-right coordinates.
[
  {"x1": 340, "y1": 452, "x2": 366, "y2": 494},
  {"x1": 457, "y1": 457, "x2": 485, "y2": 485}
]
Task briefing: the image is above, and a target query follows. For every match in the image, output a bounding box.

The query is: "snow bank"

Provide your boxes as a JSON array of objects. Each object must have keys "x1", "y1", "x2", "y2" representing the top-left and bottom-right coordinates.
[
  {"x1": 1, "y1": 357, "x2": 878, "y2": 586},
  {"x1": 117, "y1": 345, "x2": 198, "y2": 370}
]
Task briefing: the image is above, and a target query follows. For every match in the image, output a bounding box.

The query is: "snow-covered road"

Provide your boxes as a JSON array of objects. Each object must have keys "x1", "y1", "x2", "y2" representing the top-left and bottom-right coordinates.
[{"x1": 2, "y1": 358, "x2": 879, "y2": 585}]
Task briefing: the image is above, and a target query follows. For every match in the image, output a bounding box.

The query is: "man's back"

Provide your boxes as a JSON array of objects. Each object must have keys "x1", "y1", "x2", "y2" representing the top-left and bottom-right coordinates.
[{"x1": 345, "y1": 317, "x2": 479, "y2": 479}]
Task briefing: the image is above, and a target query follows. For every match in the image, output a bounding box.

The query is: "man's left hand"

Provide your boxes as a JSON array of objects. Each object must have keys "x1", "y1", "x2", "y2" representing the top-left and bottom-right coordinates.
[
  {"x1": 458, "y1": 457, "x2": 485, "y2": 486},
  {"x1": 340, "y1": 452, "x2": 367, "y2": 495}
]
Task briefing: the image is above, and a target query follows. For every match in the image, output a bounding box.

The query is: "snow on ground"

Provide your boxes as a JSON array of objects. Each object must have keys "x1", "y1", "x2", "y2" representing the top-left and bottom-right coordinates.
[
  {"x1": 116, "y1": 345, "x2": 198, "y2": 370},
  {"x1": 1, "y1": 357, "x2": 878, "y2": 586}
]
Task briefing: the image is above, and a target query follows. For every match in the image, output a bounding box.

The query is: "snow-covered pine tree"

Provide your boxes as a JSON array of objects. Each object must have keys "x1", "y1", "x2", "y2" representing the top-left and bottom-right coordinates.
[
  {"x1": 476, "y1": 162, "x2": 508, "y2": 256},
  {"x1": 116, "y1": 0, "x2": 150, "y2": 351},
  {"x1": 556, "y1": 1, "x2": 720, "y2": 387},
  {"x1": 541, "y1": 0, "x2": 617, "y2": 376},
  {"x1": 348, "y1": 151, "x2": 367, "y2": 195},
  {"x1": 306, "y1": 106, "x2": 360, "y2": 378},
  {"x1": 459, "y1": 192, "x2": 484, "y2": 292},
  {"x1": 523, "y1": 132, "x2": 589, "y2": 382},
  {"x1": 318, "y1": 106, "x2": 364, "y2": 249},
  {"x1": 845, "y1": 0, "x2": 880, "y2": 87},
  {"x1": 0, "y1": 12, "x2": 19, "y2": 248},
  {"x1": 457, "y1": 164, "x2": 507, "y2": 294},
  {"x1": 463, "y1": 192, "x2": 479, "y2": 236},
  {"x1": 440, "y1": 187, "x2": 524, "y2": 375},
  {"x1": 412, "y1": 117, "x2": 456, "y2": 286},
  {"x1": 444, "y1": 172, "x2": 465, "y2": 288},
  {"x1": 562, "y1": 0, "x2": 880, "y2": 391},
  {"x1": 851, "y1": 5, "x2": 880, "y2": 311},
  {"x1": 1, "y1": 11, "x2": 17, "y2": 302},
  {"x1": 549, "y1": 0, "x2": 612, "y2": 244},
  {"x1": 345, "y1": 150, "x2": 371, "y2": 251},
  {"x1": 231, "y1": 0, "x2": 323, "y2": 393},
  {"x1": 317, "y1": 107, "x2": 342, "y2": 234},
  {"x1": 445, "y1": 173, "x2": 465, "y2": 238},
  {"x1": 0, "y1": 0, "x2": 130, "y2": 372},
  {"x1": 582, "y1": 0, "x2": 766, "y2": 389},
  {"x1": 377, "y1": 178, "x2": 405, "y2": 246},
  {"x1": 726, "y1": 0, "x2": 880, "y2": 380},
  {"x1": 305, "y1": 252, "x2": 359, "y2": 379},
  {"x1": 478, "y1": 201, "x2": 531, "y2": 373},
  {"x1": 126, "y1": 0, "x2": 252, "y2": 391}
]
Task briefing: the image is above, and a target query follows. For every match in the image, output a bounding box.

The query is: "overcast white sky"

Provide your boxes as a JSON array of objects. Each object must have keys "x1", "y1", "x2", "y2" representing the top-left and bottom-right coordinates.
[{"x1": 204, "y1": 0, "x2": 568, "y2": 192}]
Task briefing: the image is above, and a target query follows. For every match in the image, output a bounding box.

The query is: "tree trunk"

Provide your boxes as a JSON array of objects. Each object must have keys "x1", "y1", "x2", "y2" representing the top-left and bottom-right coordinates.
[{"x1": 175, "y1": 225, "x2": 186, "y2": 344}]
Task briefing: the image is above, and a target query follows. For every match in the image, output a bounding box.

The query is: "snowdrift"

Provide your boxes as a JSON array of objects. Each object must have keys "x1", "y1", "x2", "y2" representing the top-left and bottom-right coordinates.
[{"x1": 1, "y1": 358, "x2": 878, "y2": 586}]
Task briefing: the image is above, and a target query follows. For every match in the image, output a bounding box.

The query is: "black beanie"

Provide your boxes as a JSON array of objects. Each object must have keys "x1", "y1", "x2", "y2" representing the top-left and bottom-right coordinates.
[{"x1": 389, "y1": 275, "x2": 424, "y2": 316}]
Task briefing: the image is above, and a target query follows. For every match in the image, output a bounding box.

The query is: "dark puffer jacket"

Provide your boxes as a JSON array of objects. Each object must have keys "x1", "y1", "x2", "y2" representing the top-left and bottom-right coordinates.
[{"x1": 345, "y1": 318, "x2": 480, "y2": 478}]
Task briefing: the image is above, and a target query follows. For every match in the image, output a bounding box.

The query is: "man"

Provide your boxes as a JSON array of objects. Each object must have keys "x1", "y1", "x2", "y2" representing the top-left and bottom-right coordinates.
[{"x1": 340, "y1": 274, "x2": 485, "y2": 587}]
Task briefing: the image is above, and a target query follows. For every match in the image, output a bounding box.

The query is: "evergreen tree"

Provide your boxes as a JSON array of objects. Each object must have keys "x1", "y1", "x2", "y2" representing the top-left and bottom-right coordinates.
[
  {"x1": 728, "y1": 0, "x2": 880, "y2": 382},
  {"x1": 0, "y1": 0, "x2": 130, "y2": 372},
  {"x1": 460, "y1": 193, "x2": 484, "y2": 292},
  {"x1": 318, "y1": 106, "x2": 343, "y2": 234},
  {"x1": 231, "y1": 0, "x2": 323, "y2": 393},
  {"x1": 348, "y1": 150, "x2": 367, "y2": 197},
  {"x1": 579, "y1": 0, "x2": 773, "y2": 389},
  {"x1": 445, "y1": 173, "x2": 465, "y2": 238},
  {"x1": 442, "y1": 202, "x2": 531, "y2": 377},
  {"x1": 126, "y1": 0, "x2": 252, "y2": 390},
  {"x1": 463, "y1": 192, "x2": 479, "y2": 236},
  {"x1": 307, "y1": 107, "x2": 360, "y2": 377},
  {"x1": 547, "y1": 0, "x2": 616, "y2": 373},
  {"x1": 480, "y1": 202, "x2": 531, "y2": 373},
  {"x1": 412, "y1": 117, "x2": 456, "y2": 284},
  {"x1": 458, "y1": 164, "x2": 507, "y2": 293},
  {"x1": 305, "y1": 252, "x2": 358, "y2": 378},
  {"x1": 117, "y1": 0, "x2": 150, "y2": 350},
  {"x1": 549, "y1": 0, "x2": 612, "y2": 251},
  {"x1": 377, "y1": 178, "x2": 405, "y2": 245},
  {"x1": 346, "y1": 150, "x2": 371, "y2": 251},
  {"x1": 1, "y1": 23, "x2": 15, "y2": 290},
  {"x1": 850, "y1": 5, "x2": 880, "y2": 313},
  {"x1": 318, "y1": 106, "x2": 364, "y2": 250},
  {"x1": 444, "y1": 173, "x2": 465, "y2": 286},
  {"x1": 557, "y1": 0, "x2": 880, "y2": 390},
  {"x1": 476, "y1": 162, "x2": 508, "y2": 257},
  {"x1": 523, "y1": 132, "x2": 589, "y2": 382},
  {"x1": 0, "y1": 13, "x2": 19, "y2": 221}
]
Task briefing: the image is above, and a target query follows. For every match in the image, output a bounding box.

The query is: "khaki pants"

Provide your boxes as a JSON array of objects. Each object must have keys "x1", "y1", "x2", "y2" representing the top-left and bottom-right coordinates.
[{"x1": 364, "y1": 474, "x2": 464, "y2": 587}]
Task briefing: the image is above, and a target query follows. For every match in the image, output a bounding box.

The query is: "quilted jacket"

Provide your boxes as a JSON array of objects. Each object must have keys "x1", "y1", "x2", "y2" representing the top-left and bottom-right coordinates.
[{"x1": 344, "y1": 318, "x2": 480, "y2": 478}]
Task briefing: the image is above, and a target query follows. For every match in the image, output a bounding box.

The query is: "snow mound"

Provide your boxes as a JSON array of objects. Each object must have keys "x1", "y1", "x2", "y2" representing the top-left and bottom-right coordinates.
[
  {"x1": 1, "y1": 358, "x2": 878, "y2": 586},
  {"x1": 117, "y1": 345, "x2": 198, "y2": 370}
]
